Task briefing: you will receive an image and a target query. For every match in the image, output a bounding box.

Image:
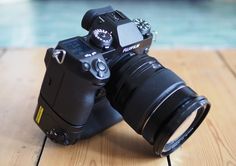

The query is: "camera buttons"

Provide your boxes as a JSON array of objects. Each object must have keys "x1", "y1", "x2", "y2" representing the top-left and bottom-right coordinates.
[
  {"x1": 47, "y1": 129, "x2": 70, "y2": 145},
  {"x1": 82, "y1": 62, "x2": 91, "y2": 71},
  {"x1": 97, "y1": 61, "x2": 106, "y2": 71},
  {"x1": 98, "y1": 71, "x2": 105, "y2": 78},
  {"x1": 93, "y1": 59, "x2": 107, "y2": 78}
]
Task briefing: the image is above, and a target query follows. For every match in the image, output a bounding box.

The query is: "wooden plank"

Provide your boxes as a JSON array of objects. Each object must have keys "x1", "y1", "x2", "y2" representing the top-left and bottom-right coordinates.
[
  {"x1": 0, "y1": 48, "x2": 46, "y2": 166},
  {"x1": 39, "y1": 122, "x2": 167, "y2": 166},
  {"x1": 152, "y1": 50, "x2": 236, "y2": 166},
  {"x1": 219, "y1": 49, "x2": 236, "y2": 75}
]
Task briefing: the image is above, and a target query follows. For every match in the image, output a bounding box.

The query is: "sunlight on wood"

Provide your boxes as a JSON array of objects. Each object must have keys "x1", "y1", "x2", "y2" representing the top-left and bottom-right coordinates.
[{"x1": 0, "y1": 49, "x2": 46, "y2": 166}]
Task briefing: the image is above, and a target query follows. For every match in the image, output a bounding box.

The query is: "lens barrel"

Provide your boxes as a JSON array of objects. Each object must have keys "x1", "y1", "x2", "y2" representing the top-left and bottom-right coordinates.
[{"x1": 106, "y1": 54, "x2": 210, "y2": 157}]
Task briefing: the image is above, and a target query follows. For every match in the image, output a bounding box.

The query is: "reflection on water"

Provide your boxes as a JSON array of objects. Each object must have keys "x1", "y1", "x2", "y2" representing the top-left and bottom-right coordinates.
[{"x1": 0, "y1": 0, "x2": 235, "y2": 48}]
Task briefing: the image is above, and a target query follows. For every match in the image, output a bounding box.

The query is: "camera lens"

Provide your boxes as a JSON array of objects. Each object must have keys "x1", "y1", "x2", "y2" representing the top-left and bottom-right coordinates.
[
  {"x1": 166, "y1": 109, "x2": 198, "y2": 145},
  {"x1": 105, "y1": 54, "x2": 210, "y2": 157}
]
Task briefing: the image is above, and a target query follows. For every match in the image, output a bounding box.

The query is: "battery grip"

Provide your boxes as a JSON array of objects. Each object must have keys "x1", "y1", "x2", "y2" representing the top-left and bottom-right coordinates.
[{"x1": 34, "y1": 95, "x2": 122, "y2": 145}]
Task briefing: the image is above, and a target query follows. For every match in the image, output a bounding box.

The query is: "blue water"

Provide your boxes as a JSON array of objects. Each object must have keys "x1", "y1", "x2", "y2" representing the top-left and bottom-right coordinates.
[{"x1": 0, "y1": 0, "x2": 236, "y2": 48}]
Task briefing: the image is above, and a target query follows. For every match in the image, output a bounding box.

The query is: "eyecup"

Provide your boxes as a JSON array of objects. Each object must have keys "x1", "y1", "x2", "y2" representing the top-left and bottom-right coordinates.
[{"x1": 82, "y1": 6, "x2": 114, "y2": 30}]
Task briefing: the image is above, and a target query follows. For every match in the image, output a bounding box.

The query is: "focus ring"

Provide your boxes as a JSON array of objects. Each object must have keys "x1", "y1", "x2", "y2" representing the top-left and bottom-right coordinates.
[{"x1": 122, "y1": 69, "x2": 185, "y2": 133}]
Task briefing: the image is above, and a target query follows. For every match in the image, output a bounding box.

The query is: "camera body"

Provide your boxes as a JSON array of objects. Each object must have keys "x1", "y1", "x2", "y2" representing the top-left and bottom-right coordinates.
[
  {"x1": 34, "y1": 6, "x2": 152, "y2": 145},
  {"x1": 34, "y1": 6, "x2": 210, "y2": 157}
]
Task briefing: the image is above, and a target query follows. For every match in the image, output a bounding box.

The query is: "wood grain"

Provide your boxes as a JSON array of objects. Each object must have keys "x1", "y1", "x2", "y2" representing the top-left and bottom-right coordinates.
[
  {"x1": 39, "y1": 122, "x2": 167, "y2": 166},
  {"x1": 0, "y1": 49, "x2": 46, "y2": 166},
  {"x1": 152, "y1": 50, "x2": 236, "y2": 166}
]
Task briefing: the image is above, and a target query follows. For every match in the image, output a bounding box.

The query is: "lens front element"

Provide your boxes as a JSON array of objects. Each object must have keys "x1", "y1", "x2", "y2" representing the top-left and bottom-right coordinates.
[
  {"x1": 166, "y1": 108, "x2": 198, "y2": 145},
  {"x1": 154, "y1": 97, "x2": 210, "y2": 156}
]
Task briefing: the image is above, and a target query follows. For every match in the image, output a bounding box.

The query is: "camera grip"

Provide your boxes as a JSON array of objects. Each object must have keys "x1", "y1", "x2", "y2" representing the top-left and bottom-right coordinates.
[
  {"x1": 80, "y1": 97, "x2": 122, "y2": 139},
  {"x1": 53, "y1": 70, "x2": 100, "y2": 126}
]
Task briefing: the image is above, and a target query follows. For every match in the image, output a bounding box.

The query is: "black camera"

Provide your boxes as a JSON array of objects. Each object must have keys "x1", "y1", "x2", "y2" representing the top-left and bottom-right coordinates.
[{"x1": 34, "y1": 6, "x2": 210, "y2": 157}]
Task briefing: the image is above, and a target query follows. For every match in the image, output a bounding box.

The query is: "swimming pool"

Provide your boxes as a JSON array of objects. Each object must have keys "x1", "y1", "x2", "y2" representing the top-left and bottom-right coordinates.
[{"x1": 0, "y1": 0, "x2": 235, "y2": 48}]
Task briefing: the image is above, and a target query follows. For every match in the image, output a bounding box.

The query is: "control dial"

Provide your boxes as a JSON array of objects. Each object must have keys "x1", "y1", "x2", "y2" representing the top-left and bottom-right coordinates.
[
  {"x1": 90, "y1": 29, "x2": 113, "y2": 49},
  {"x1": 133, "y1": 18, "x2": 151, "y2": 36},
  {"x1": 92, "y1": 58, "x2": 107, "y2": 78}
]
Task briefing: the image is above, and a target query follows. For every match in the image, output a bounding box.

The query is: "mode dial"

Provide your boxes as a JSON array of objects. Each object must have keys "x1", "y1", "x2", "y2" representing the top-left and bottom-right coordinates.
[
  {"x1": 133, "y1": 18, "x2": 151, "y2": 36},
  {"x1": 90, "y1": 29, "x2": 113, "y2": 49}
]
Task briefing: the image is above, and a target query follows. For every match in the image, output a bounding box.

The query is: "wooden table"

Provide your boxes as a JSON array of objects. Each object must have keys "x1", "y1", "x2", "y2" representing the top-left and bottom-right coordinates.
[{"x1": 0, "y1": 48, "x2": 236, "y2": 166}]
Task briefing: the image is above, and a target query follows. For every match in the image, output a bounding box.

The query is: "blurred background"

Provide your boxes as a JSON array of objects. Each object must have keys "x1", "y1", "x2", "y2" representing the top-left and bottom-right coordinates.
[{"x1": 0, "y1": 0, "x2": 235, "y2": 48}]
